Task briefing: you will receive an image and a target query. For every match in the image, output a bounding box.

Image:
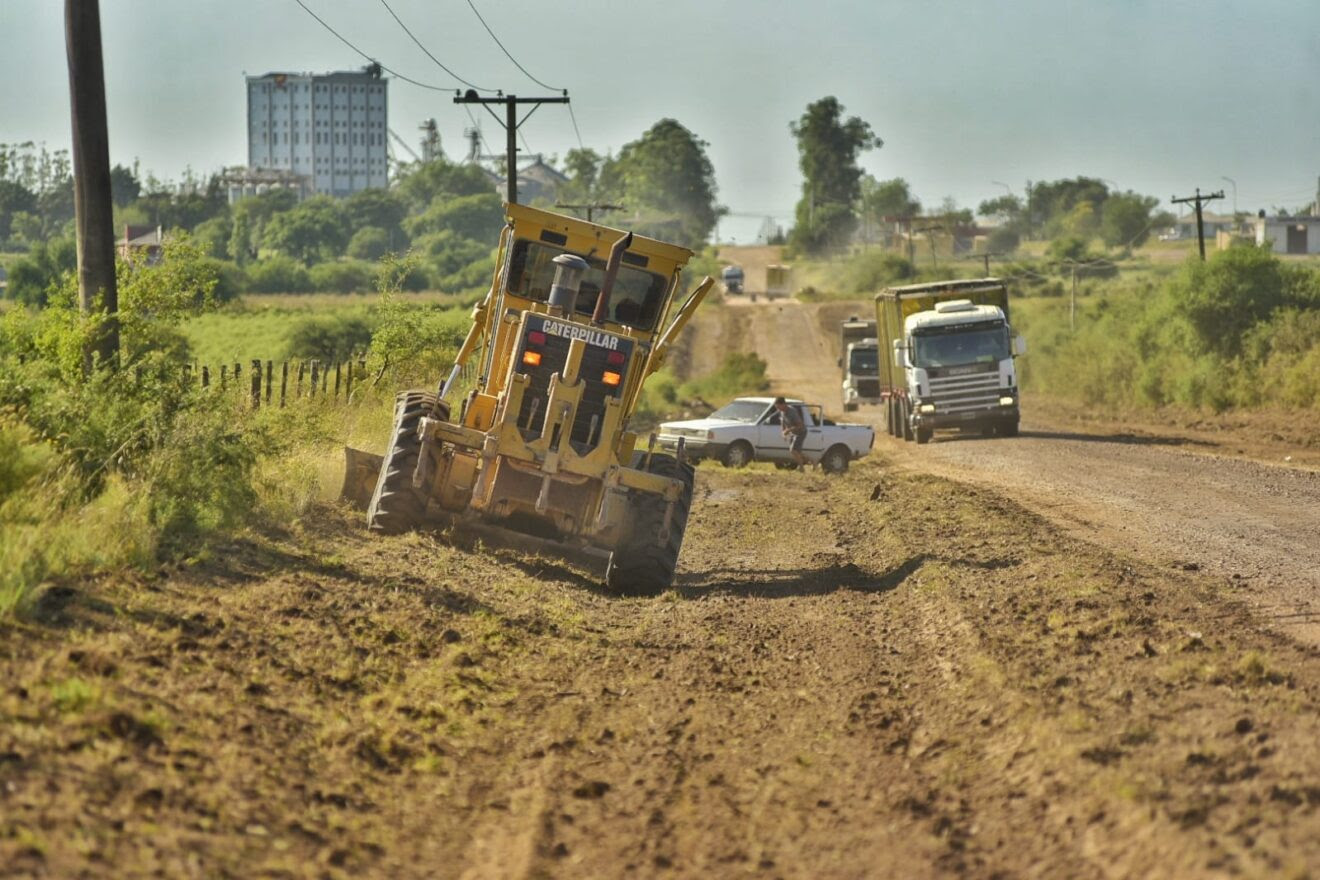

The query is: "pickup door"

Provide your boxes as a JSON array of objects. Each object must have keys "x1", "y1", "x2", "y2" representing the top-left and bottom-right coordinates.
[{"x1": 756, "y1": 404, "x2": 827, "y2": 462}]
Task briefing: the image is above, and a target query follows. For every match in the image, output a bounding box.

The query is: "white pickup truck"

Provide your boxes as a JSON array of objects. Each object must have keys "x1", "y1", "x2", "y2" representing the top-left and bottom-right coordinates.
[{"x1": 657, "y1": 396, "x2": 874, "y2": 474}]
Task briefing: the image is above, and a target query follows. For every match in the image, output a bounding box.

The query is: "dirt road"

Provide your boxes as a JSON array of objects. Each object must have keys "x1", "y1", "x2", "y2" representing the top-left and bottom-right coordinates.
[{"x1": 693, "y1": 295, "x2": 1320, "y2": 646}]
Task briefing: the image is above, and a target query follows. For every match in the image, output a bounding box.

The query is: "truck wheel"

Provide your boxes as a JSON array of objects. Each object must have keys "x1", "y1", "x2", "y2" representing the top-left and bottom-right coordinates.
[
  {"x1": 606, "y1": 453, "x2": 695, "y2": 596},
  {"x1": 901, "y1": 401, "x2": 915, "y2": 442},
  {"x1": 721, "y1": 440, "x2": 753, "y2": 468},
  {"x1": 915, "y1": 427, "x2": 933, "y2": 445},
  {"x1": 821, "y1": 444, "x2": 851, "y2": 475},
  {"x1": 885, "y1": 400, "x2": 897, "y2": 437},
  {"x1": 368, "y1": 391, "x2": 448, "y2": 533},
  {"x1": 1000, "y1": 418, "x2": 1020, "y2": 438}
]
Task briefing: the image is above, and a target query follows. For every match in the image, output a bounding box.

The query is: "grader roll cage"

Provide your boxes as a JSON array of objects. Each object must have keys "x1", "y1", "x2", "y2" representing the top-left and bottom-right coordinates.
[{"x1": 343, "y1": 204, "x2": 714, "y2": 594}]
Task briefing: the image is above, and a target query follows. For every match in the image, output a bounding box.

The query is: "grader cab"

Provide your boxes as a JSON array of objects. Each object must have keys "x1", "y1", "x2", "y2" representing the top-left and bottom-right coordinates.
[{"x1": 349, "y1": 204, "x2": 713, "y2": 593}]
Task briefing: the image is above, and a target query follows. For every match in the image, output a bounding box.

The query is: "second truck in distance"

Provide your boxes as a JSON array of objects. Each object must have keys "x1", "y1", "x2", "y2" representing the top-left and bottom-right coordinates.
[{"x1": 876, "y1": 278, "x2": 1026, "y2": 444}]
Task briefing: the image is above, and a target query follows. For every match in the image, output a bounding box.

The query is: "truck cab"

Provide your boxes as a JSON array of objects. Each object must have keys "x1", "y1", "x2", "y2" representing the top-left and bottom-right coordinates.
[
  {"x1": 898, "y1": 300, "x2": 1025, "y2": 441},
  {"x1": 842, "y1": 339, "x2": 880, "y2": 412},
  {"x1": 876, "y1": 278, "x2": 1026, "y2": 445}
]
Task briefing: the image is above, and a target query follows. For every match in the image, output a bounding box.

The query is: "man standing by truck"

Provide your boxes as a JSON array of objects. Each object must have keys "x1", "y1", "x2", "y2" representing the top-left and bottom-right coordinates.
[{"x1": 774, "y1": 397, "x2": 809, "y2": 470}]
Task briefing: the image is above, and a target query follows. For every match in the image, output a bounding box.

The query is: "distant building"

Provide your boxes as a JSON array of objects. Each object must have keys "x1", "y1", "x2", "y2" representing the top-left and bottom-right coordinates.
[
  {"x1": 218, "y1": 167, "x2": 313, "y2": 205},
  {"x1": 472, "y1": 154, "x2": 569, "y2": 204},
  {"x1": 119, "y1": 225, "x2": 164, "y2": 264},
  {"x1": 1165, "y1": 211, "x2": 1237, "y2": 241},
  {"x1": 246, "y1": 64, "x2": 388, "y2": 198},
  {"x1": 1254, "y1": 215, "x2": 1320, "y2": 255}
]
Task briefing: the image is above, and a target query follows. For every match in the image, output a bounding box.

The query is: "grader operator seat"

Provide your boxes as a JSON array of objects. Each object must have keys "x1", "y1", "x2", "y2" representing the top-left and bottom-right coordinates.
[{"x1": 358, "y1": 203, "x2": 715, "y2": 594}]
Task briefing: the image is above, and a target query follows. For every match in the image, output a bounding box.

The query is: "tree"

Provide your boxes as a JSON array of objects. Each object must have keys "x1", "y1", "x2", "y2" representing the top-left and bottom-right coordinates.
[
  {"x1": 109, "y1": 163, "x2": 141, "y2": 207},
  {"x1": 229, "y1": 188, "x2": 299, "y2": 263},
  {"x1": 788, "y1": 97, "x2": 880, "y2": 254},
  {"x1": 344, "y1": 188, "x2": 407, "y2": 243},
  {"x1": 0, "y1": 179, "x2": 36, "y2": 241},
  {"x1": 598, "y1": 119, "x2": 723, "y2": 249},
  {"x1": 260, "y1": 196, "x2": 348, "y2": 264},
  {"x1": 859, "y1": 176, "x2": 920, "y2": 242},
  {"x1": 556, "y1": 148, "x2": 604, "y2": 204},
  {"x1": 1170, "y1": 245, "x2": 1296, "y2": 358},
  {"x1": 347, "y1": 226, "x2": 391, "y2": 261},
  {"x1": 1028, "y1": 177, "x2": 1109, "y2": 237},
  {"x1": 977, "y1": 195, "x2": 1022, "y2": 222},
  {"x1": 403, "y1": 191, "x2": 503, "y2": 243},
  {"x1": 1100, "y1": 191, "x2": 1159, "y2": 248},
  {"x1": 394, "y1": 158, "x2": 492, "y2": 211}
]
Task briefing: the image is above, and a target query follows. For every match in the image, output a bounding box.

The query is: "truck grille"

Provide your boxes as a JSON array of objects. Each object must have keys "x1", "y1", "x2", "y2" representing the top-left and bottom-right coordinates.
[
  {"x1": 928, "y1": 368, "x2": 1002, "y2": 414},
  {"x1": 856, "y1": 378, "x2": 881, "y2": 398},
  {"x1": 516, "y1": 333, "x2": 622, "y2": 451}
]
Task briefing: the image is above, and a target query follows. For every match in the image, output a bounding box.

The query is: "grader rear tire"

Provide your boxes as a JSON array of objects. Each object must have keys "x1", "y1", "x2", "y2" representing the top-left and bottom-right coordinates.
[
  {"x1": 367, "y1": 391, "x2": 449, "y2": 534},
  {"x1": 605, "y1": 453, "x2": 695, "y2": 596}
]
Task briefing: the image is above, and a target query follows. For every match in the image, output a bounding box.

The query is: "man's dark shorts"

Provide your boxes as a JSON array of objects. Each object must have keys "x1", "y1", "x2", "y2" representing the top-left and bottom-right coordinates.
[{"x1": 789, "y1": 431, "x2": 806, "y2": 453}]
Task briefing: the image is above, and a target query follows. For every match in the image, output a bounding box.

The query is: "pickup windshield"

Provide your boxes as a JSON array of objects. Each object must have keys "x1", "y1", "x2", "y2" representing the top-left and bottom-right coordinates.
[
  {"x1": 912, "y1": 323, "x2": 1010, "y2": 368},
  {"x1": 710, "y1": 400, "x2": 768, "y2": 423},
  {"x1": 848, "y1": 348, "x2": 879, "y2": 374}
]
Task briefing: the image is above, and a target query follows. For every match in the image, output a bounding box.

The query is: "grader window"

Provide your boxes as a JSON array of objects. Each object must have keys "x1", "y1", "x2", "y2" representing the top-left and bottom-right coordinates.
[{"x1": 506, "y1": 239, "x2": 669, "y2": 330}]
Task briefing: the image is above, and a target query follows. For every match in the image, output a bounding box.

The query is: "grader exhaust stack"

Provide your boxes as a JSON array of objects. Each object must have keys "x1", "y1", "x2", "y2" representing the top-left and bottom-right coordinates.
[{"x1": 341, "y1": 205, "x2": 713, "y2": 594}]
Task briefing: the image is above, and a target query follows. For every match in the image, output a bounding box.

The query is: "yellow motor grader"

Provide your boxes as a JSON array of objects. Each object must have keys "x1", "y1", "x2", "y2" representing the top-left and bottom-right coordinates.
[{"x1": 344, "y1": 203, "x2": 713, "y2": 594}]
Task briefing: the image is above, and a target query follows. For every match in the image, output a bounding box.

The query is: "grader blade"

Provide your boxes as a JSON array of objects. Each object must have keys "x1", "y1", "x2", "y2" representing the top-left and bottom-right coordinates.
[{"x1": 340, "y1": 446, "x2": 384, "y2": 510}]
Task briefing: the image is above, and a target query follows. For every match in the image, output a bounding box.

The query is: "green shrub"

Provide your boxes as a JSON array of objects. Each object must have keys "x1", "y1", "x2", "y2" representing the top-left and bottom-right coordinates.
[
  {"x1": 286, "y1": 314, "x2": 375, "y2": 362},
  {"x1": 839, "y1": 249, "x2": 916, "y2": 294},
  {"x1": 347, "y1": 226, "x2": 391, "y2": 261},
  {"x1": 245, "y1": 255, "x2": 312, "y2": 293},
  {"x1": 308, "y1": 260, "x2": 375, "y2": 294}
]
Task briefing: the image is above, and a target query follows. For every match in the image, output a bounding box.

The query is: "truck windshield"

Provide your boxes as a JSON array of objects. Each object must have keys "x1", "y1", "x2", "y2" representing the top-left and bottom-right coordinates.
[
  {"x1": 505, "y1": 239, "x2": 670, "y2": 330},
  {"x1": 710, "y1": 400, "x2": 769, "y2": 422},
  {"x1": 912, "y1": 323, "x2": 1010, "y2": 368},
  {"x1": 848, "y1": 348, "x2": 879, "y2": 374}
]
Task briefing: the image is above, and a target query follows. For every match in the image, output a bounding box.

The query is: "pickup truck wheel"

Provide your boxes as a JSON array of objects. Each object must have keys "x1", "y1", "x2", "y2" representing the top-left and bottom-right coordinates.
[
  {"x1": 821, "y1": 444, "x2": 851, "y2": 475},
  {"x1": 901, "y1": 401, "x2": 915, "y2": 442},
  {"x1": 721, "y1": 440, "x2": 753, "y2": 468},
  {"x1": 915, "y1": 427, "x2": 933, "y2": 445},
  {"x1": 368, "y1": 391, "x2": 448, "y2": 533},
  {"x1": 605, "y1": 453, "x2": 695, "y2": 596}
]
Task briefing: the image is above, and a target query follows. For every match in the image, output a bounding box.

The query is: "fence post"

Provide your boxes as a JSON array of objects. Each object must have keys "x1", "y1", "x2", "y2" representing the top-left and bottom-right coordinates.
[
  {"x1": 345, "y1": 355, "x2": 354, "y2": 398},
  {"x1": 321, "y1": 361, "x2": 329, "y2": 394},
  {"x1": 296, "y1": 362, "x2": 305, "y2": 399},
  {"x1": 334, "y1": 362, "x2": 342, "y2": 399},
  {"x1": 265, "y1": 360, "x2": 273, "y2": 406},
  {"x1": 220, "y1": 364, "x2": 227, "y2": 389},
  {"x1": 280, "y1": 362, "x2": 289, "y2": 407},
  {"x1": 233, "y1": 362, "x2": 241, "y2": 389},
  {"x1": 250, "y1": 359, "x2": 261, "y2": 409},
  {"x1": 310, "y1": 360, "x2": 320, "y2": 398},
  {"x1": 202, "y1": 365, "x2": 210, "y2": 388}
]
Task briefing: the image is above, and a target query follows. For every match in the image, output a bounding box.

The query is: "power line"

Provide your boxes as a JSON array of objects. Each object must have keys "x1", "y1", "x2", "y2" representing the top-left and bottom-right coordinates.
[
  {"x1": 375, "y1": 0, "x2": 491, "y2": 91},
  {"x1": 291, "y1": 0, "x2": 456, "y2": 92},
  {"x1": 566, "y1": 102, "x2": 585, "y2": 152},
  {"x1": 463, "y1": 0, "x2": 563, "y2": 91}
]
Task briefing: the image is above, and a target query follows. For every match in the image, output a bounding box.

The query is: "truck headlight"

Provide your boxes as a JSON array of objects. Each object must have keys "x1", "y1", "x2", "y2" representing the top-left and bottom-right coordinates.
[
  {"x1": 999, "y1": 396, "x2": 1016, "y2": 406},
  {"x1": 919, "y1": 403, "x2": 936, "y2": 414}
]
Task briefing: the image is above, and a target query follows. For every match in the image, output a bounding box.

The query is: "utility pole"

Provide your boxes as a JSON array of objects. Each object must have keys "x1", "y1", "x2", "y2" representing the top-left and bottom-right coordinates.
[
  {"x1": 555, "y1": 202, "x2": 624, "y2": 223},
  {"x1": 65, "y1": 0, "x2": 118, "y2": 370},
  {"x1": 453, "y1": 89, "x2": 569, "y2": 204},
  {"x1": 1171, "y1": 188, "x2": 1225, "y2": 261}
]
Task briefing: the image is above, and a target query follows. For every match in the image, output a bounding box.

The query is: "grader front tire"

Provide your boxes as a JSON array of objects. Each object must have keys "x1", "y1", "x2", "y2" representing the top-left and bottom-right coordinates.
[
  {"x1": 367, "y1": 391, "x2": 448, "y2": 534},
  {"x1": 605, "y1": 454, "x2": 695, "y2": 596}
]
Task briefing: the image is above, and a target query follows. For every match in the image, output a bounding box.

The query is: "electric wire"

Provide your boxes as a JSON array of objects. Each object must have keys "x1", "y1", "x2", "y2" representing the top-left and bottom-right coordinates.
[
  {"x1": 291, "y1": 0, "x2": 456, "y2": 92},
  {"x1": 376, "y1": 0, "x2": 492, "y2": 92},
  {"x1": 463, "y1": 0, "x2": 563, "y2": 91},
  {"x1": 566, "y1": 102, "x2": 585, "y2": 152}
]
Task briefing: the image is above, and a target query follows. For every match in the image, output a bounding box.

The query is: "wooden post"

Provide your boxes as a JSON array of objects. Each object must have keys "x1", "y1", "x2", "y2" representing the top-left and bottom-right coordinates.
[
  {"x1": 321, "y1": 361, "x2": 329, "y2": 394},
  {"x1": 334, "y1": 362, "x2": 342, "y2": 398},
  {"x1": 250, "y1": 359, "x2": 261, "y2": 408},
  {"x1": 265, "y1": 361, "x2": 273, "y2": 406},
  {"x1": 65, "y1": 0, "x2": 118, "y2": 371},
  {"x1": 310, "y1": 360, "x2": 320, "y2": 398},
  {"x1": 233, "y1": 362, "x2": 241, "y2": 388},
  {"x1": 201, "y1": 365, "x2": 210, "y2": 388},
  {"x1": 280, "y1": 362, "x2": 289, "y2": 407},
  {"x1": 345, "y1": 356, "x2": 354, "y2": 398},
  {"x1": 297, "y1": 362, "x2": 305, "y2": 399},
  {"x1": 220, "y1": 364, "x2": 227, "y2": 389}
]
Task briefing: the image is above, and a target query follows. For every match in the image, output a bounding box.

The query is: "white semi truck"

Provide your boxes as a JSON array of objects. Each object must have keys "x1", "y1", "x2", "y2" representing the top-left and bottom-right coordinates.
[{"x1": 877, "y1": 278, "x2": 1026, "y2": 444}]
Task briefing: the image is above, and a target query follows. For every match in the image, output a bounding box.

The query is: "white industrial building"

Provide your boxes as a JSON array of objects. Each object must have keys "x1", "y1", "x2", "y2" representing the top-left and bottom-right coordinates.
[
  {"x1": 1254, "y1": 215, "x2": 1320, "y2": 255},
  {"x1": 246, "y1": 64, "x2": 388, "y2": 198}
]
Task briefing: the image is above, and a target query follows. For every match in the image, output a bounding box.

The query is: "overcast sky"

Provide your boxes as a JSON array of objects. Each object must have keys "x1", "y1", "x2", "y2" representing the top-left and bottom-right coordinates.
[{"x1": 3, "y1": 0, "x2": 1317, "y2": 241}]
